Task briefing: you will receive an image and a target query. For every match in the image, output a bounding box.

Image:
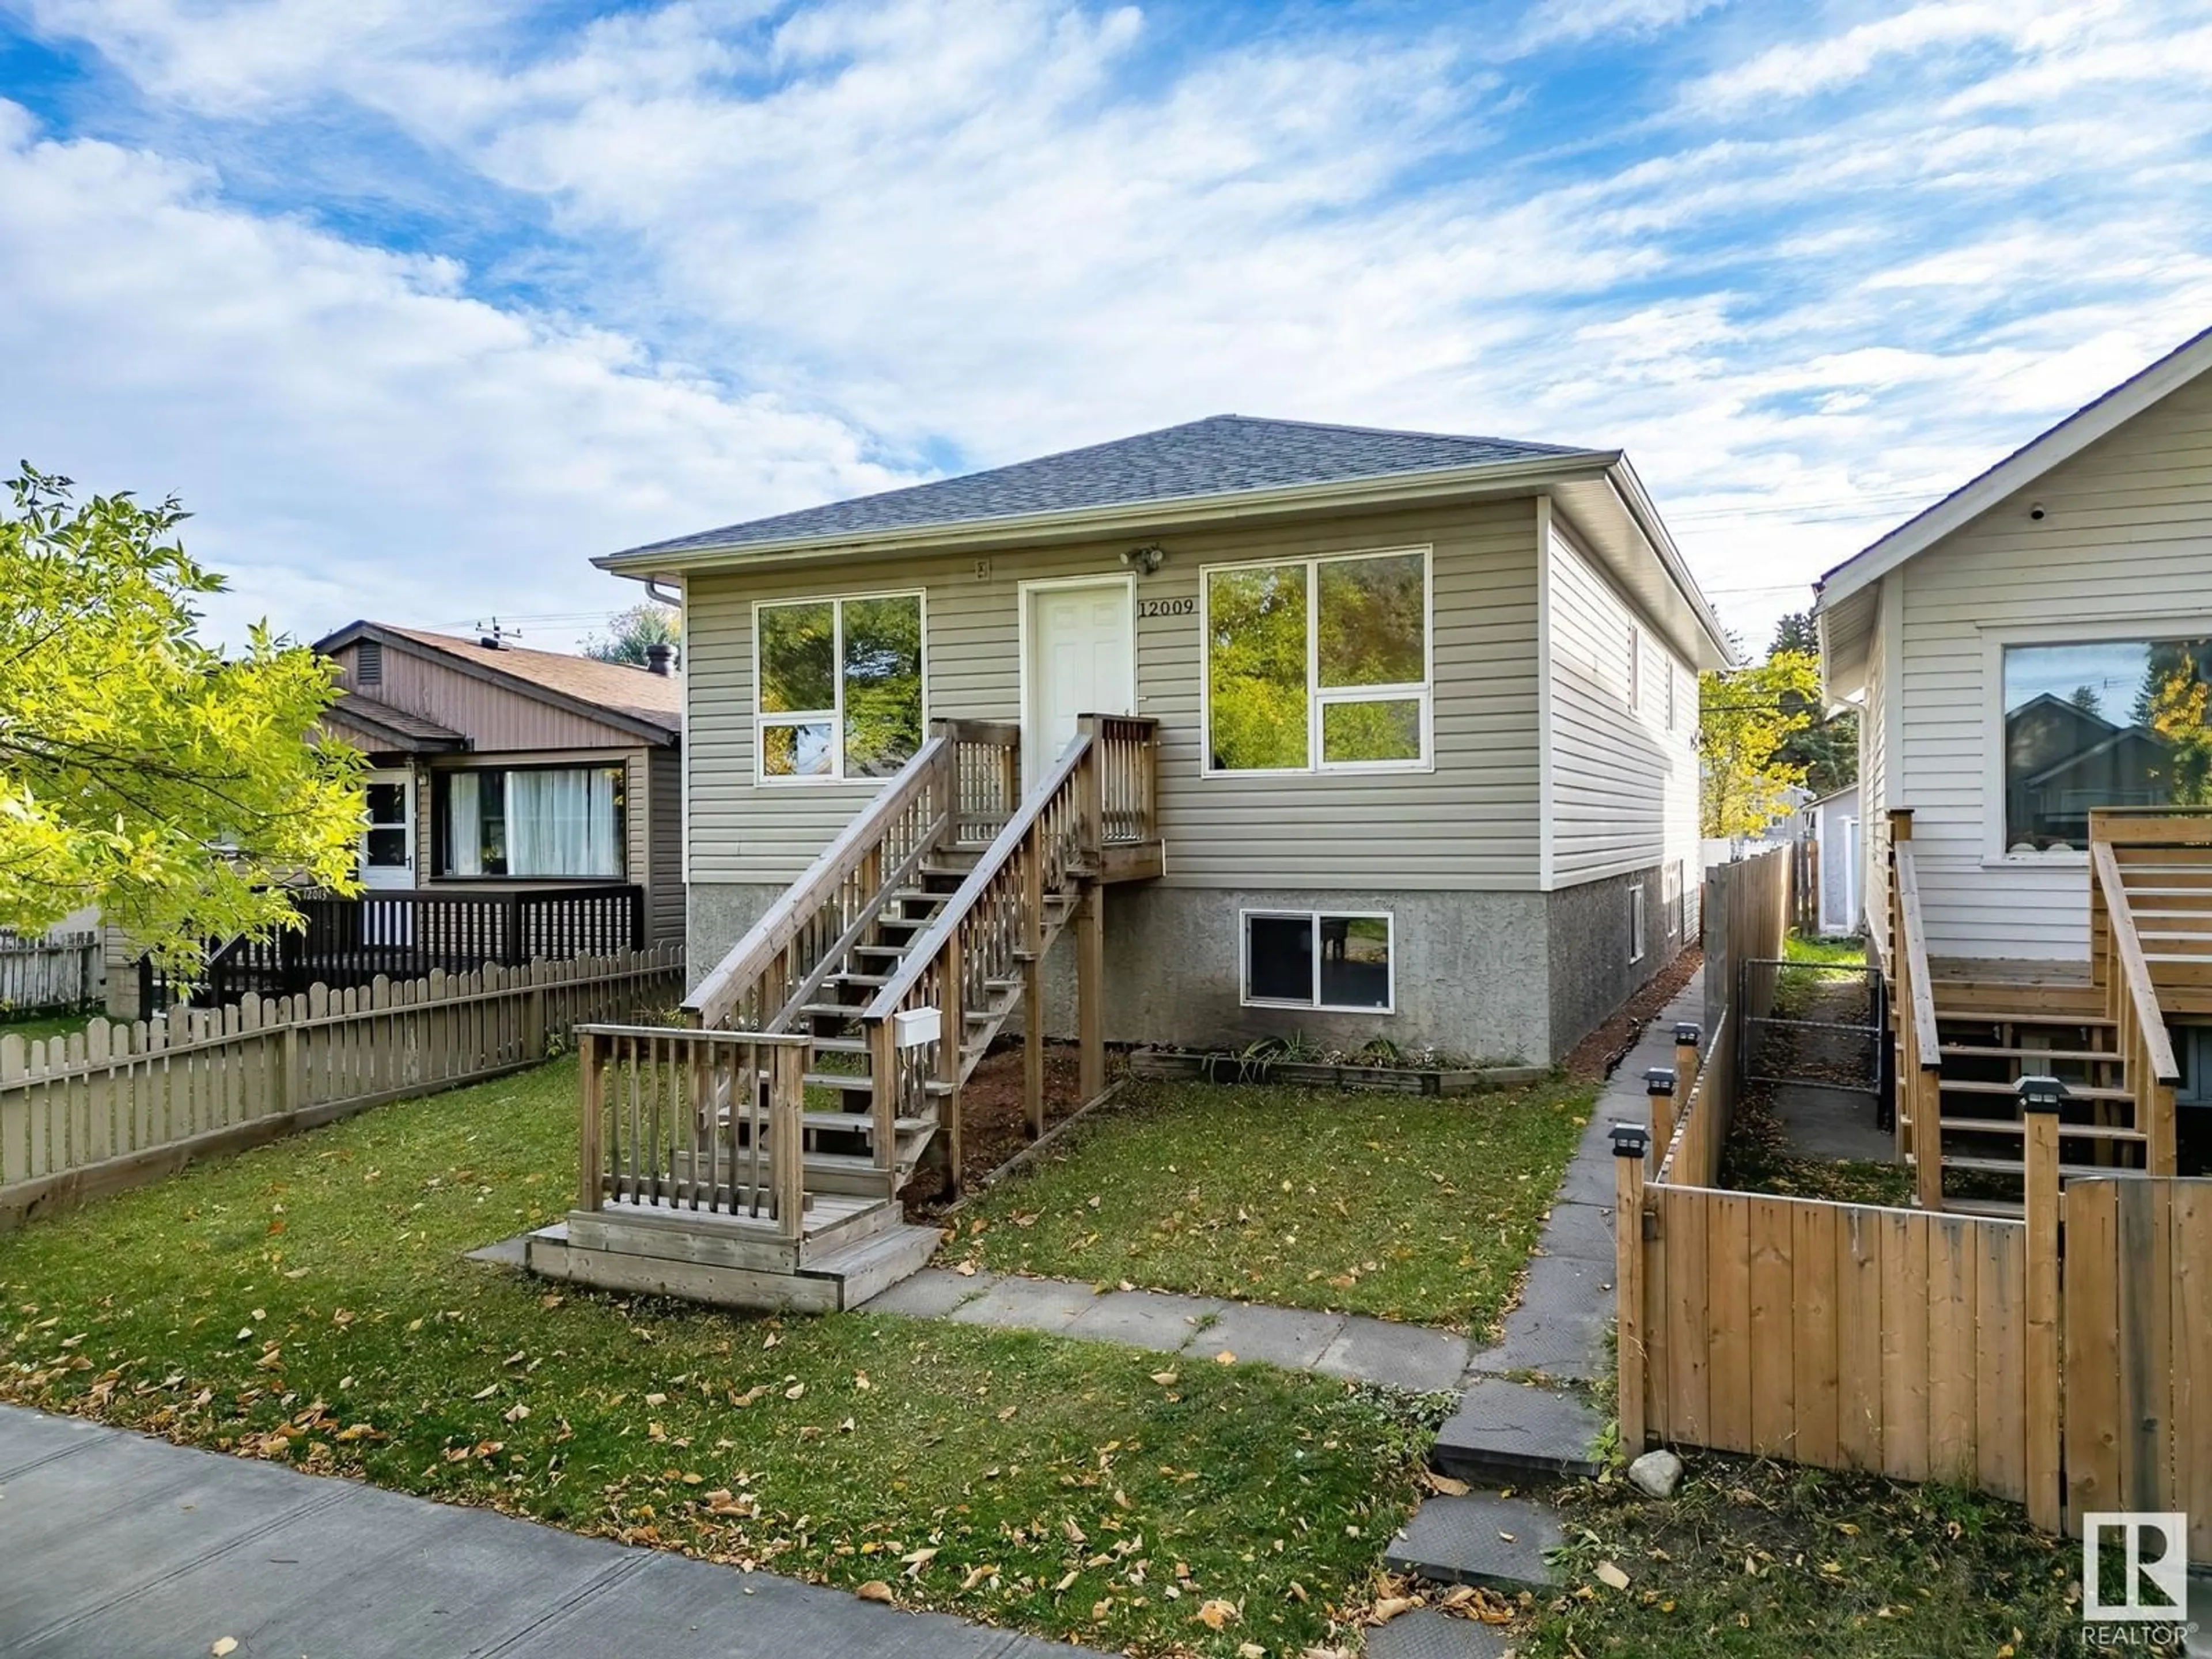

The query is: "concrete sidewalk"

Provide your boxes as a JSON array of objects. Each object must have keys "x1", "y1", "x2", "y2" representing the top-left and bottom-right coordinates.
[{"x1": 0, "y1": 1404, "x2": 1089, "y2": 1659}]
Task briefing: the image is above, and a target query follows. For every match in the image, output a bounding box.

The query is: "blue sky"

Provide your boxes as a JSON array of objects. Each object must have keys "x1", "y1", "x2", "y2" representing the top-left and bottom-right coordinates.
[{"x1": 1, "y1": 0, "x2": 2207, "y2": 654}]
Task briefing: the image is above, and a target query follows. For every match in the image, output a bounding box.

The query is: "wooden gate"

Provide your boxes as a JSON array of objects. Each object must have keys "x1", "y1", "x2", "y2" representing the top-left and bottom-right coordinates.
[{"x1": 2061, "y1": 1176, "x2": 2211, "y2": 1555}]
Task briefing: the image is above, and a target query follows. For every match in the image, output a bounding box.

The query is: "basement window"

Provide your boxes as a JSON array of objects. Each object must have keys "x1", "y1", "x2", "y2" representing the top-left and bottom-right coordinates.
[
  {"x1": 1629, "y1": 883, "x2": 1646, "y2": 964},
  {"x1": 755, "y1": 592, "x2": 926, "y2": 781},
  {"x1": 1240, "y1": 910, "x2": 1393, "y2": 1013}
]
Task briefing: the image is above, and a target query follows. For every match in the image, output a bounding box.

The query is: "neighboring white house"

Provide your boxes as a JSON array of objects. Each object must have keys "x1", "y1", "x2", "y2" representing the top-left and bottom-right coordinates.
[{"x1": 1815, "y1": 323, "x2": 2212, "y2": 967}]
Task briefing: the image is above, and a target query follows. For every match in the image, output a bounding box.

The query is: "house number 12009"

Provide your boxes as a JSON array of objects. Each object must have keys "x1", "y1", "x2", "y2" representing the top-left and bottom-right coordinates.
[{"x1": 1137, "y1": 597, "x2": 1195, "y2": 618}]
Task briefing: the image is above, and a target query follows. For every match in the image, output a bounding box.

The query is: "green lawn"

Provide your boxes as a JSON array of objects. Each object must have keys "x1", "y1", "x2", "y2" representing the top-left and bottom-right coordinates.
[
  {"x1": 1782, "y1": 931, "x2": 1868, "y2": 967},
  {"x1": 0, "y1": 1007, "x2": 96, "y2": 1046},
  {"x1": 949, "y1": 1077, "x2": 1594, "y2": 1334},
  {"x1": 0, "y1": 1058, "x2": 1436, "y2": 1658},
  {"x1": 1518, "y1": 1456, "x2": 2082, "y2": 1657}
]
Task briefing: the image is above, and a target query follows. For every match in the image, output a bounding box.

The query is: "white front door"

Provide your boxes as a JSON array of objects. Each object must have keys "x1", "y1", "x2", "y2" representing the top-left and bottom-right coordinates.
[
  {"x1": 361, "y1": 770, "x2": 415, "y2": 891},
  {"x1": 1026, "y1": 581, "x2": 1135, "y2": 782}
]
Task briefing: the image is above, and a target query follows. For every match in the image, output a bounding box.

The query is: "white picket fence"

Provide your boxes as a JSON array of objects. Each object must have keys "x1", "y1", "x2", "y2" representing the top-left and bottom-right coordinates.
[
  {"x1": 0, "y1": 930, "x2": 101, "y2": 1013},
  {"x1": 0, "y1": 947, "x2": 683, "y2": 1226}
]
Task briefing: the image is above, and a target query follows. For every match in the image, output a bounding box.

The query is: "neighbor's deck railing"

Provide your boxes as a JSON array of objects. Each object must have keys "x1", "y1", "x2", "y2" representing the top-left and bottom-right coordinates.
[
  {"x1": 2088, "y1": 806, "x2": 2199, "y2": 1174},
  {"x1": 684, "y1": 721, "x2": 1021, "y2": 1032},
  {"x1": 139, "y1": 885, "x2": 645, "y2": 1016},
  {"x1": 1886, "y1": 810, "x2": 1945, "y2": 1210},
  {"x1": 576, "y1": 1024, "x2": 810, "y2": 1238}
]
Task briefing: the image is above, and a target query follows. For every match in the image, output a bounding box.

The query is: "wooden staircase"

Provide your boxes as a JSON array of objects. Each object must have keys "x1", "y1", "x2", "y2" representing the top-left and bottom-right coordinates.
[
  {"x1": 530, "y1": 714, "x2": 1164, "y2": 1312},
  {"x1": 1889, "y1": 808, "x2": 2199, "y2": 1216}
]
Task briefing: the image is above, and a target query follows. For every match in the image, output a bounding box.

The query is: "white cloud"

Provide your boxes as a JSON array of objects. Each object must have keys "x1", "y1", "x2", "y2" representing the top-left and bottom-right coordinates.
[
  {"x1": 0, "y1": 104, "x2": 904, "y2": 646},
  {"x1": 2, "y1": 0, "x2": 2209, "y2": 658}
]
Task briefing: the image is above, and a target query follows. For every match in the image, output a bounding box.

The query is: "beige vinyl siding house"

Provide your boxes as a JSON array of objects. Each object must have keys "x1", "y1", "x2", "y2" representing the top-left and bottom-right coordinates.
[
  {"x1": 617, "y1": 415, "x2": 1733, "y2": 1062},
  {"x1": 1820, "y1": 325, "x2": 2212, "y2": 964}
]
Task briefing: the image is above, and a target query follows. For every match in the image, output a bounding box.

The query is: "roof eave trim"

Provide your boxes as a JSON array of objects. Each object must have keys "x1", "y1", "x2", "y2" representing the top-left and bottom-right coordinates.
[
  {"x1": 596, "y1": 450, "x2": 1625, "y2": 575},
  {"x1": 1818, "y1": 323, "x2": 2212, "y2": 608},
  {"x1": 1601, "y1": 457, "x2": 1740, "y2": 669}
]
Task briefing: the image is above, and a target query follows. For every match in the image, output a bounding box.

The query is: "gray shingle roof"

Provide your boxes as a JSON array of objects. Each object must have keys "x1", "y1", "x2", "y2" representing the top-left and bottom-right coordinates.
[{"x1": 615, "y1": 415, "x2": 1594, "y2": 560}]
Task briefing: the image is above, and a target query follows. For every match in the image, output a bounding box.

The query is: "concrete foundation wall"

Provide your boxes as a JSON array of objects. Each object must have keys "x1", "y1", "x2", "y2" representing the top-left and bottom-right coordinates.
[
  {"x1": 1545, "y1": 863, "x2": 1679, "y2": 1057},
  {"x1": 688, "y1": 881, "x2": 1555, "y2": 1062}
]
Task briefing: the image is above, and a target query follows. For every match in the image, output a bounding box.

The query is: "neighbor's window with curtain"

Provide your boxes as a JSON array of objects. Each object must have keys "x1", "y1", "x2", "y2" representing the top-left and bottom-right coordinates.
[
  {"x1": 1203, "y1": 548, "x2": 1429, "y2": 772},
  {"x1": 755, "y1": 593, "x2": 925, "y2": 781},
  {"x1": 2002, "y1": 638, "x2": 2212, "y2": 852},
  {"x1": 435, "y1": 767, "x2": 624, "y2": 878}
]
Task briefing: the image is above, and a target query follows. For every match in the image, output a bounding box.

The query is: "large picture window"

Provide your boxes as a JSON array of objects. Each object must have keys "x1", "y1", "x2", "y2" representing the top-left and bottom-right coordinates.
[
  {"x1": 435, "y1": 766, "x2": 624, "y2": 878},
  {"x1": 756, "y1": 593, "x2": 925, "y2": 781},
  {"x1": 2002, "y1": 638, "x2": 2212, "y2": 851},
  {"x1": 1203, "y1": 548, "x2": 1430, "y2": 773},
  {"x1": 1240, "y1": 910, "x2": 1394, "y2": 1012}
]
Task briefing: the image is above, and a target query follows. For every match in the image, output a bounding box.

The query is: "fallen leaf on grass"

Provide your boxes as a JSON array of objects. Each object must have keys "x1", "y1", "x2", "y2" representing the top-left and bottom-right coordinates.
[
  {"x1": 783, "y1": 1382, "x2": 806, "y2": 1401},
  {"x1": 1149, "y1": 1370, "x2": 1179, "y2": 1386},
  {"x1": 1594, "y1": 1560, "x2": 1631, "y2": 1591},
  {"x1": 1418, "y1": 1470, "x2": 1471, "y2": 1497},
  {"x1": 1194, "y1": 1598, "x2": 1239, "y2": 1630},
  {"x1": 901, "y1": 1546, "x2": 939, "y2": 1578},
  {"x1": 472, "y1": 1383, "x2": 499, "y2": 1400},
  {"x1": 1054, "y1": 1569, "x2": 1080, "y2": 1593},
  {"x1": 1214, "y1": 1351, "x2": 1236, "y2": 1366},
  {"x1": 855, "y1": 1580, "x2": 896, "y2": 1604},
  {"x1": 960, "y1": 1564, "x2": 998, "y2": 1590},
  {"x1": 1369, "y1": 1596, "x2": 1420, "y2": 1624},
  {"x1": 953, "y1": 1260, "x2": 978, "y2": 1277}
]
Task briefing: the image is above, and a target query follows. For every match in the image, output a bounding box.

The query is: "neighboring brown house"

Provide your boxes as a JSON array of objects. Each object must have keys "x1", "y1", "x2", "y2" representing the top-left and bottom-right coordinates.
[{"x1": 108, "y1": 622, "x2": 686, "y2": 1017}]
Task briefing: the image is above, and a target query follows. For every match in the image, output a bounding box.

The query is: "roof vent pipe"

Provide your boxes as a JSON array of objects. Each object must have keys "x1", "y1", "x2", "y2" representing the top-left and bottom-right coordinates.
[{"x1": 645, "y1": 642, "x2": 675, "y2": 676}]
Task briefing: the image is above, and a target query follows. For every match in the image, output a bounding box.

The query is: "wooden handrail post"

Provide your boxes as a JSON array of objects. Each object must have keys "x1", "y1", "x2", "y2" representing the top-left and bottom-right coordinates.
[
  {"x1": 1643, "y1": 1066, "x2": 1677, "y2": 1177},
  {"x1": 772, "y1": 1041, "x2": 806, "y2": 1240},
  {"x1": 870, "y1": 1017, "x2": 897, "y2": 1176},
  {"x1": 1022, "y1": 821, "x2": 1046, "y2": 1141},
  {"x1": 1611, "y1": 1122, "x2": 1651, "y2": 1453},
  {"x1": 2020, "y1": 1078, "x2": 2063, "y2": 1532},
  {"x1": 941, "y1": 936, "x2": 965, "y2": 1200},
  {"x1": 1078, "y1": 714, "x2": 1105, "y2": 859},
  {"x1": 1076, "y1": 885, "x2": 1105, "y2": 1102},
  {"x1": 1914, "y1": 1060, "x2": 1945, "y2": 1211},
  {"x1": 577, "y1": 1028, "x2": 604, "y2": 1213},
  {"x1": 1672, "y1": 1022, "x2": 1702, "y2": 1119}
]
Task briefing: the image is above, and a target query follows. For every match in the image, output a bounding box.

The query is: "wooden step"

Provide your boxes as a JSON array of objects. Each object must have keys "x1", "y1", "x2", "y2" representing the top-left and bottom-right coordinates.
[
  {"x1": 1937, "y1": 1044, "x2": 2117, "y2": 1063},
  {"x1": 1945, "y1": 1195, "x2": 2025, "y2": 1219},
  {"x1": 1912, "y1": 1153, "x2": 2138, "y2": 1179},
  {"x1": 797, "y1": 1002, "x2": 863, "y2": 1021},
  {"x1": 831, "y1": 971, "x2": 895, "y2": 987},
  {"x1": 810, "y1": 1035, "x2": 870, "y2": 1054},
  {"x1": 802, "y1": 1070, "x2": 874, "y2": 1092},
  {"x1": 1937, "y1": 1077, "x2": 2134, "y2": 1102},
  {"x1": 851, "y1": 943, "x2": 910, "y2": 959},
  {"x1": 1932, "y1": 1117, "x2": 2146, "y2": 1143}
]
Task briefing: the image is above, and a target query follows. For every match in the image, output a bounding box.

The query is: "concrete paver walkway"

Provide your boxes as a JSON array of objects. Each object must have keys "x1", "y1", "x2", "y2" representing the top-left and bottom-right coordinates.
[
  {"x1": 0, "y1": 1404, "x2": 1090, "y2": 1659},
  {"x1": 865, "y1": 1268, "x2": 1471, "y2": 1392}
]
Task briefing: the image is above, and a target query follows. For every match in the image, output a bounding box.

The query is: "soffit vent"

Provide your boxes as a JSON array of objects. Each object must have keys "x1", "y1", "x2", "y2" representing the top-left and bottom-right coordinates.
[{"x1": 358, "y1": 639, "x2": 384, "y2": 685}]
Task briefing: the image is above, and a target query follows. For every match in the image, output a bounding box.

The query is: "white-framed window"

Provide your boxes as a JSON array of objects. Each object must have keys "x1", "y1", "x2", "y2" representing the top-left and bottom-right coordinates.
[
  {"x1": 1240, "y1": 910, "x2": 1395, "y2": 1013},
  {"x1": 435, "y1": 764, "x2": 626, "y2": 878},
  {"x1": 753, "y1": 592, "x2": 926, "y2": 782},
  {"x1": 1628, "y1": 623, "x2": 1642, "y2": 711},
  {"x1": 1201, "y1": 546, "x2": 1431, "y2": 774},
  {"x1": 1662, "y1": 861, "x2": 1683, "y2": 939},
  {"x1": 1998, "y1": 634, "x2": 2212, "y2": 853},
  {"x1": 1628, "y1": 882, "x2": 1646, "y2": 964},
  {"x1": 1667, "y1": 660, "x2": 1679, "y2": 732}
]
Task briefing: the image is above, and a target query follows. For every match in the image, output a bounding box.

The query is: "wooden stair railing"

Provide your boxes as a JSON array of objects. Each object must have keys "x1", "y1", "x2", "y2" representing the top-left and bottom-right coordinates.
[
  {"x1": 576, "y1": 1024, "x2": 810, "y2": 1238},
  {"x1": 2090, "y1": 812, "x2": 2188, "y2": 1175},
  {"x1": 1887, "y1": 810, "x2": 1946, "y2": 1210},
  {"x1": 683, "y1": 722, "x2": 1020, "y2": 1032},
  {"x1": 861, "y1": 715, "x2": 1161, "y2": 1189}
]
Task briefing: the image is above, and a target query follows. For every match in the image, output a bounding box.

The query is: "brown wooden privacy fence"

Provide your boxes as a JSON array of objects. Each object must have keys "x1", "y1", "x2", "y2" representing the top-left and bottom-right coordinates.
[
  {"x1": 1699, "y1": 847, "x2": 1788, "y2": 1066},
  {"x1": 1623, "y1": 1055, "x2": 2211, "y2": 1537},
  {"x1": 0, "y1": 946, "x2": 683, "y2": 1228},
  {"x1": 2063, "y1": 1176, "x2": 2211, "y2": 1555},
  {"x1": 0, "y1": 930, "x2": 101, "y2": 1013}
]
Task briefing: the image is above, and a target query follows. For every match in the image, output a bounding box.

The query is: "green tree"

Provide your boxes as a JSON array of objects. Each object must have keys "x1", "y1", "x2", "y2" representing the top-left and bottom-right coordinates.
[
  {"x1": 584, "y1": 601, "x2": 680, "y2": 666},
  {"x1": 1698, "y1": 649, "x2": 1821, "y2": 839},
  {"x1": 2135, "y1": 642, "x2": 2212, "y2": 806},
  {"x1": 1767, "y1": 610, "x2": 1859, "y2": 797},
  {"x1": 2069, "y1": 684, "x2": 2105, "y2": 718},
  {"x1": 0, "y1": 466, "x2": 363, "y2": 972}
]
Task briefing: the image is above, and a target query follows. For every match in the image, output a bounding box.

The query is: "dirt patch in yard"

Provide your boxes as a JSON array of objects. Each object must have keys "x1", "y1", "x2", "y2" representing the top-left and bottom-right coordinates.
[
  {"x1": 900, "y1": 1040, "x2": 1100, "y2": 1211},
  {"x1": 1562, "y1": 944, "x2": 1703, "y2": 1084}
]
